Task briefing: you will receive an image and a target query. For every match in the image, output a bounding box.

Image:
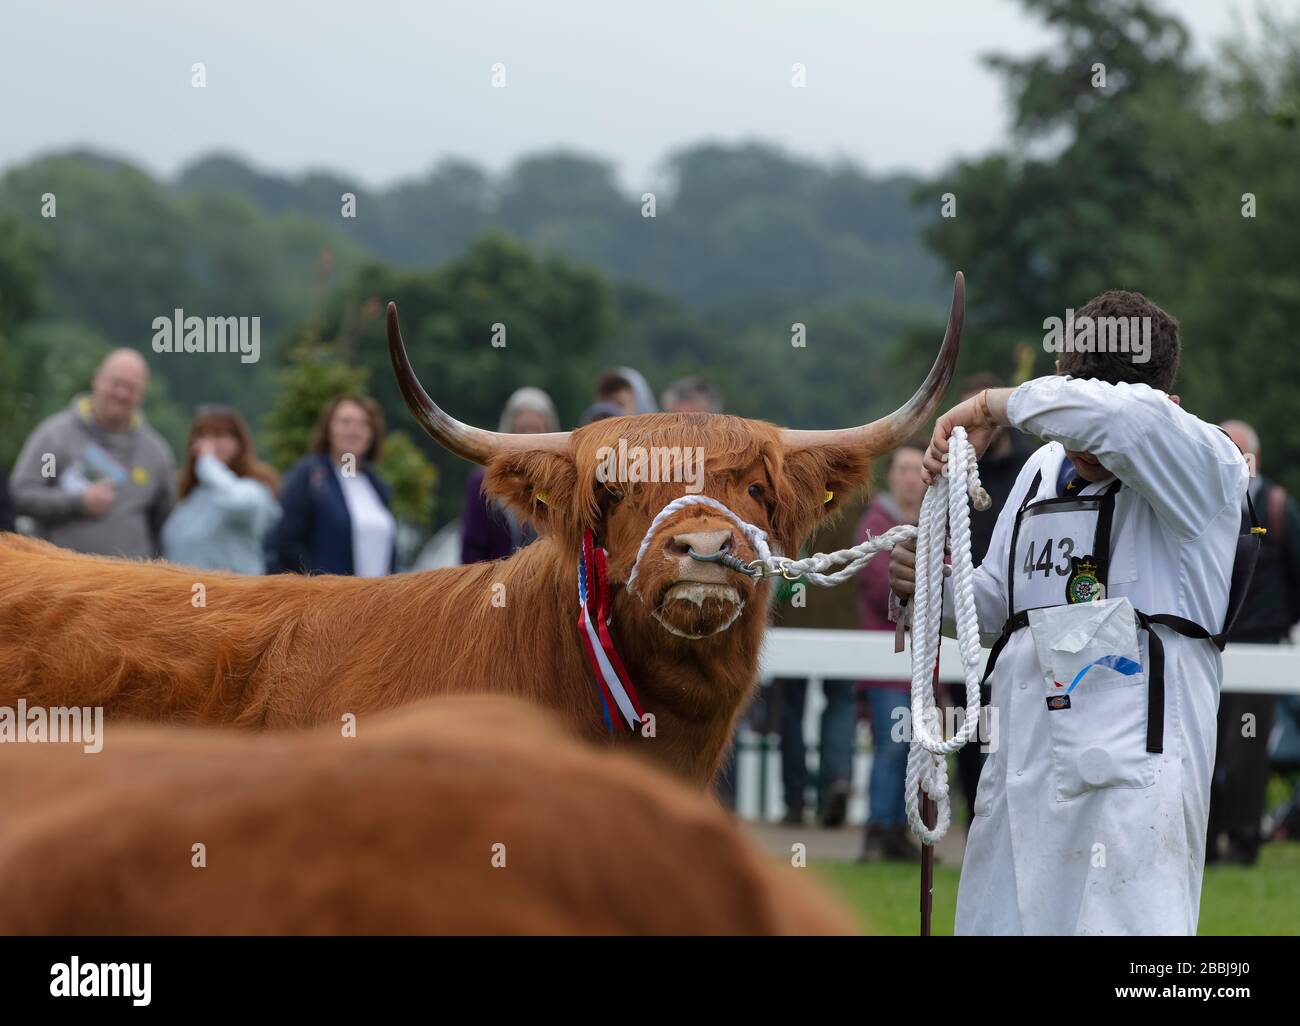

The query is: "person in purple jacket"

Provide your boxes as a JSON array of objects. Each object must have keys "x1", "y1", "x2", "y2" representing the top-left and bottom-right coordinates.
[
  {"x1": 855, "y1": 438, "x2": 927, "y2": 861},
  {"x1": 459, "y1": 387, "x2": 560, "y2": 565}
]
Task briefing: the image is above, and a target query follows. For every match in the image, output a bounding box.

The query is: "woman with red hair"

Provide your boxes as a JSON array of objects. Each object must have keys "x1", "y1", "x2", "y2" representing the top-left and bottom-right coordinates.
[{"x1": 162, "y1": 405, "x2": 280, "y2": 574}]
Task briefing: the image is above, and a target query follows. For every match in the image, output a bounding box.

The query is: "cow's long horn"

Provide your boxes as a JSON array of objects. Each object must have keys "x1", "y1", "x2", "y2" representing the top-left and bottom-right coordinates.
[
  {"x1": 780, "y1": 271, "x2": 964, "y2": 454},
  {"x1": 386, "y1": 302, "x2": 571, "y2": 464}
]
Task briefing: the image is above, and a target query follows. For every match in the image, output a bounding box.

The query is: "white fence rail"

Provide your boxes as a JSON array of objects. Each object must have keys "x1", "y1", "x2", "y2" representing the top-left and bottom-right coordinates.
[
  {"x1": 760, "y1": 628, "x2": 1300, "y2": 695},
  {"x1": 731, "y1": 629, "x2": 1300, "y2": 822}
]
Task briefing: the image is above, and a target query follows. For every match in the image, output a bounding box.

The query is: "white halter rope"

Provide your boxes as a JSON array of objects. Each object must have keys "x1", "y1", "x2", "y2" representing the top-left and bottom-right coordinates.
[
  {"x1": 620, "y1": 429, "x2": 989, "y2": 847},
  {"x1": 626, "y1": 495, "x2": 775, "y2": 597},
  {"x1": 625, "y1": 496, "x2": 920, "y2": 594}
]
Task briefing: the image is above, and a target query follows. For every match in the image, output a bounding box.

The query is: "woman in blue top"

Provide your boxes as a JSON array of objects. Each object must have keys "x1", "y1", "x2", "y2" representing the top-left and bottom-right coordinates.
[
  {"x1": 266, "y1": 394, "x2": 396, "y2": 576},
  {"x1": 162, "y1": 405, "x2": 281, "y2": 574}
]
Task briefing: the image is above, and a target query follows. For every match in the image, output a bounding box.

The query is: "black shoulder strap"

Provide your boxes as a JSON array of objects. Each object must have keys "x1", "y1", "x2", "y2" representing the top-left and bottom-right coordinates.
[
  {"x1": 1090, "y1": 478, "x2": 1123, "y2": 590},
  {"x1": 1005, "y1": 469, "x2": 1043, "y2": 621},
  {"x1": 1213, "y1": 483, "x2": 1264, "y2": 647},
  {"x1": 1245, "y1": 484, "x2": 1261, "y2": 535}
]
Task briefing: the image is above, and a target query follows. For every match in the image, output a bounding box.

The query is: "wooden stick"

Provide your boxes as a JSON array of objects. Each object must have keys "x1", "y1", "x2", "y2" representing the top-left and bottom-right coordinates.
[{"x1": 919, "y1": 585, "x2": 943, "y2": 937}]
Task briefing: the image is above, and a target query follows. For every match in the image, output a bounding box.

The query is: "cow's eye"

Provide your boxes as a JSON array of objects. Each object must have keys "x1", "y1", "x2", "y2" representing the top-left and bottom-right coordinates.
[{"x1": 748, "y1": 483, "x2": 764, "y2": 501}]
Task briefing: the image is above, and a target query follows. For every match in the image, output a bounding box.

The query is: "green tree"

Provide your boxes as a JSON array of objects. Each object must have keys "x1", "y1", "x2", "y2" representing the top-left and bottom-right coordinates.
[
  {"x1": 0, "y1": 215, "x2": 49, "y2": 468},
  {"x1": 303, "y1": 234, "x2": 617, "y2": 524},
  {"x1": 918, "y1": 0, "x2": 1200, "y2": 378},
  {"x1": 0, "y1": 151, "x2": 368, "y2": 437},
  {"x1": 916, "y1": 0, "x2": 1300, "y2": 491},
  {"x1": 173, "y1": 142, "x2": 942, "y2": 311}
]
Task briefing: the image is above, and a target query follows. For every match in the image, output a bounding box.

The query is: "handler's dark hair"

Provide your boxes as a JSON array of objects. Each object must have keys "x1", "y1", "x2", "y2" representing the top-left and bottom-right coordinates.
[{"x1": 1058, "y1": 290, "x2": 1180, "y2": 392}]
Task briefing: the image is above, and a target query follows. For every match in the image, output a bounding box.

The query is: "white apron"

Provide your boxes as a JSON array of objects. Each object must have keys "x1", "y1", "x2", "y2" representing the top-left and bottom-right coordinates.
[{"x1": 952, "y1": 446, "x2": 1252, "y2": 936}]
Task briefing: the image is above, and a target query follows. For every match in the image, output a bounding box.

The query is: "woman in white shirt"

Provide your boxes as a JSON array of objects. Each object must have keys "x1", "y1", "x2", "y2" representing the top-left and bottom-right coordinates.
[{"x1": 265, "y1": 395, "x2": 396, "y2": 577}]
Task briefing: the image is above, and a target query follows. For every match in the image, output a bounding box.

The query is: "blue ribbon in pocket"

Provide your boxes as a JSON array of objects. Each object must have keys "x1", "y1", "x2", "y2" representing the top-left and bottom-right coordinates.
[{"x1": 1065, "y1": 654, "x2": 1141, "y2": 693}]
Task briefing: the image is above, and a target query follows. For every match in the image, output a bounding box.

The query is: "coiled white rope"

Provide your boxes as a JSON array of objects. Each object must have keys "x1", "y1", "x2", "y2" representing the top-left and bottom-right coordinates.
[
  {"x1": 621, "y1": 429, "x2": 989, "y2": 846},
  {"x1": 904, "y1": 427, "x2": 991, "y2": 845}
]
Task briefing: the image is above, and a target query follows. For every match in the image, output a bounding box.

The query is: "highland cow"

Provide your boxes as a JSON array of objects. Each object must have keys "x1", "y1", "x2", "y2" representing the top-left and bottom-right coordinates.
[
  {"x1": 0, "y1": 696, "x2": 856, "y2": 935},
  {"x1": 0, "y1": 275, "x2": 963, "y2": 787}
]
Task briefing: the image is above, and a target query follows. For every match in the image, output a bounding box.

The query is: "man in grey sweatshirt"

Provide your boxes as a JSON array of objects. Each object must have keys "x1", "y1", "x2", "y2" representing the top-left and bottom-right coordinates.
[{"x1": 10, "y1": 349, "x2": 175, "y2": 558}]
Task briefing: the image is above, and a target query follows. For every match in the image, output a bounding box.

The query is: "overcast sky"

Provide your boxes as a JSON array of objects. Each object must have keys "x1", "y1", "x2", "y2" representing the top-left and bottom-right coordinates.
[{"x1": 0, "y1": 0, "x2": 1284, "y2": 190}]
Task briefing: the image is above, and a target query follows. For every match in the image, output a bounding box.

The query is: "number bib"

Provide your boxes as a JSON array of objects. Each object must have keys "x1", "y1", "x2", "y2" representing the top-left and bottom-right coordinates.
[
  {"x1": 1008, "y1": 473, "x2": 1122, "y2": 617},
  {"x1": 1008, "y1": 471, "x2": 1150, "y2": 799},
  {"x1": 981, "y1": 456, "x2": 1249, "y2": 765}
]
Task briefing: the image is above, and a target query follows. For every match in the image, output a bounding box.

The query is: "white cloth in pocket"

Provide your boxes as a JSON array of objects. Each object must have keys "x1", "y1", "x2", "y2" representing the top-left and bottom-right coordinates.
[{"x1": 1028, "y1": 596, "x2": 1155, "y2": 800}]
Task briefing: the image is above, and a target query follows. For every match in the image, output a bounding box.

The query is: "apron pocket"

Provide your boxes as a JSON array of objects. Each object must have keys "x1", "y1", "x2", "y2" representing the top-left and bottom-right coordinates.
[
  {"x1": 1028, "y1": 597, "x2": 1156, "y2": 801},
  {"x1": 1046, "y1": 671, "x2": 1155, "y2": 800}
]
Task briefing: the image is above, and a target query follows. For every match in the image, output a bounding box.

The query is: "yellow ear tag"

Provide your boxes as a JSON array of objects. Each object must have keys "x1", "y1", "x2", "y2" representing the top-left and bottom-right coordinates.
[
  {"x1": 824, "y1": 490, "x2": 834, "y2": 504},
  {"x1": 537, "y1": 490, "x2": 550, "y2": 506}
]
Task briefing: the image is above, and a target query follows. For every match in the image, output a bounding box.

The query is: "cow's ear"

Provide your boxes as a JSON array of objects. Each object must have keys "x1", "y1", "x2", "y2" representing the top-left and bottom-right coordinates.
[
  {"x1": 771, "y1": 445, "x2": 874, "y2": 552},
  {"x1": 483, "y1": 450, "x2": 578, "y2": 536}
]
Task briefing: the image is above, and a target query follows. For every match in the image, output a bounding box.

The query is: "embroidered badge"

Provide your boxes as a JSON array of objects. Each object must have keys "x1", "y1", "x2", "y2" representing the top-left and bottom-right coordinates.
[
  {"x1": 1065, "y1": 556, "x2": 1101, "y2": 604},
  {"x1": 1046, "y1": 694, "x2": 1072, "y2": 711}
]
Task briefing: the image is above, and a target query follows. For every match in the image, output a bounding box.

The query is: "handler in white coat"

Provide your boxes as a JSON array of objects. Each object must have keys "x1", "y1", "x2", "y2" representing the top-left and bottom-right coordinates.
[{"x1": 891, "y1": 296, "x2": 1250, "y2": 935}]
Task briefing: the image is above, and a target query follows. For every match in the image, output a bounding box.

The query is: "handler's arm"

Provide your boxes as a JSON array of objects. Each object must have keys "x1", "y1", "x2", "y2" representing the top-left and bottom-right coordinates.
[{"x1": 1006, "y1": 376, "x2": 1245, "y2": 539}]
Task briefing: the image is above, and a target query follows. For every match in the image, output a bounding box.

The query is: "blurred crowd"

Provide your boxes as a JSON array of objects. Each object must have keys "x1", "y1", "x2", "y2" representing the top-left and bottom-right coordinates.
[{"x1": 3, "y1": 352, "x2": 1297, "y2": 865}]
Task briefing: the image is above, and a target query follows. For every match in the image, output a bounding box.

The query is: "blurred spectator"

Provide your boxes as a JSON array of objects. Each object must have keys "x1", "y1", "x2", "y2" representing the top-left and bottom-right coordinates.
[
  {"x1": 1269, "y1": 699, "x2": 1300, "y2": 841},
  {"x1": 9, "y1": 349, "x2": 174, "y2": 557},
  {"x1": 596, "y1": 367, "x2": 658, "y2": 415},
  {"x1": 856, "y1": 439, "x2": 926, "y2": 860},
  {"x1": 0, "y1": 468, "x2": 13, "y2": 533},
  {"x1": 162, "y1": 405, "x2": 281, "y2": 574},
  {"x1": 1206, "y1": 420, "x2": 1300, "y2": 865},
  {"x1": 771, "y1": 669, "x2": 857, "y2": 824},
  {"x1": 266, "y1": 395, "x2": 395, "y2": 576},
  {"x1": 661, "y1": 377, "x2": 723, "y2": 414},
  {"x1": 580, "y1": 400, "x2": 623, "y2": 426},
  {"x1": 461, "y1": 387, "x2": 559, "y2": 565},
  {"x1": 770, "y1": 489, "x2": 864, "y2": 825}
]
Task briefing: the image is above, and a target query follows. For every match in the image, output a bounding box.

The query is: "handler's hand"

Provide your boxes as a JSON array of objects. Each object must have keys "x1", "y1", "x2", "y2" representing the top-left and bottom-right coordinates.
[
  {"x1": 922, "y1": 388, "x2": 1012, "y2": 485},
  {"x1": 889, "y1": 536, "x2": 952, "y2": 602},
  {"x1": 890, "y1": 536, "x2": 917, "y2": 600}
]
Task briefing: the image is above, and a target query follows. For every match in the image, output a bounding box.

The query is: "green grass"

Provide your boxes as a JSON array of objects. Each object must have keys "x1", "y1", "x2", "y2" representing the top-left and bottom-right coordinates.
[
  {"x1": 812, "y1": 842, "x2": 1300, "y2": 936},
  {"x1": 1197, "y1": 844, "x2": 1300, "y2": 935}
]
